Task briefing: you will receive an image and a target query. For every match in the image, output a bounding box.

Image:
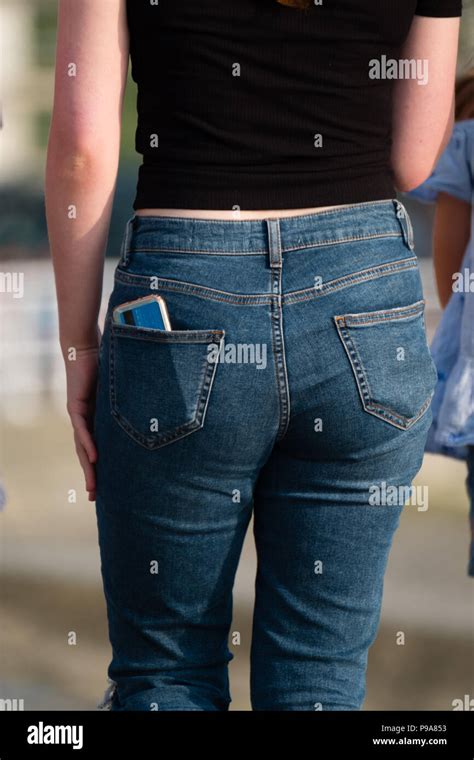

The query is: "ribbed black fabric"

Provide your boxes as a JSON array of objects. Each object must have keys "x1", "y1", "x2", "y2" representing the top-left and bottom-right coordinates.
[{"x1": 126, "y1": 0, "x2": 463, "y2": 210}]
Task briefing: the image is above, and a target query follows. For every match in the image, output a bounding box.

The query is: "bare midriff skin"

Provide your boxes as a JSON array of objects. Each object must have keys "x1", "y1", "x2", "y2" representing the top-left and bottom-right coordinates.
[{"x1": 134, "y1": 204, "x2": 354, "y2": 220}]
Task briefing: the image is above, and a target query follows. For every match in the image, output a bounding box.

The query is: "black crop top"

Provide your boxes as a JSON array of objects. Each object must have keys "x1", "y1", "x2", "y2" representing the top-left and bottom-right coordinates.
[{"x1": 125, "y1": 0, "x2": 463, "y2": 210}]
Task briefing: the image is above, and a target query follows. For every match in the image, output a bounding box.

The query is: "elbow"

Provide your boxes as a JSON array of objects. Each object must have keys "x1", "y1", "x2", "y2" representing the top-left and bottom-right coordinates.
[
  {"x1": 392, "y1": 160, "x2": 437, "y2": 193},
  {"x1": 392, "y1": 127, "x2": 454, "y2": 193},
  {"x1": 393, "y1": 172, "x2": 428, "y2": 193},
  {"x1": 392, "y1": 171, "x2": 423, "y2": 193},
  {"x1": 45, "y1": 142, "x2": 119, "y2": 188},
  {"x1": 46, "y1": 140, "x2": 99, "y2": 178},
  {"x1": 46, "y1": 124, "x2": 119, "y2": 178}
]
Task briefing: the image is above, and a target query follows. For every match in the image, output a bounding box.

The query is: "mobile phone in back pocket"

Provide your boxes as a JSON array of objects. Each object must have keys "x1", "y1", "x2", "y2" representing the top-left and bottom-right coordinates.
[{"x1": 113, "y1": 295, "x2": 172, "y2": 330}]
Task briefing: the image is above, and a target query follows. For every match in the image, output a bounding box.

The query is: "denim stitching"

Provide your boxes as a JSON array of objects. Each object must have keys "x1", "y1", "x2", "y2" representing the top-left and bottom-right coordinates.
[
  {"x1": 339, "y1": 300, "x2": 425, "y2": 326},
  {"x1": 335, "y1": 321, "x2": 375, "y2": 409},
  {"x1": 114, "y1": 257, "x2": 418, "y2": 306},
  {"x1": 126, "y1": 231, "x2": 402, "y2": 257},
  {"x1": 366, "y1": 394, "x2": 433, "y2": 427},
  {"x1": 130, "y1": 248, "x2": 268, "y2": 256},
  {"x1": 284, "y1": 258, "x2": 418, "y2": 305},
  {"x1": 110, "y1": 322, "x2": 225, "y2": 343},
  {"x1": 282, "y1": 232, "x2": 403, "y2": 255},
  {"x1": 266, "y1": 219, "x2": 290, "y2": 441},
  {"x1": 114, "y1": 270, "x2": 270, "y2": 304}
]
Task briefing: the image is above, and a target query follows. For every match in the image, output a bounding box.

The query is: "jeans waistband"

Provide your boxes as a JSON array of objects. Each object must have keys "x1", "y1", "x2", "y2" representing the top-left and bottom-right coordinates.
[{"x1": 119, "y1": 198, "x2": 415, "y2": 268}]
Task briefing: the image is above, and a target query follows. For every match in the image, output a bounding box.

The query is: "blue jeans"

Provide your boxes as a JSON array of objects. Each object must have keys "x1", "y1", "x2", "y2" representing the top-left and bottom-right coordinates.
[{"x1": 94, "y1": 199, "x2": 437, "y2": 711}]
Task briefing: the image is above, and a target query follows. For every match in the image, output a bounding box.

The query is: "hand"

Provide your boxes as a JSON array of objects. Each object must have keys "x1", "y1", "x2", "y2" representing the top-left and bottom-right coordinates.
[{"x1": 64, "y1": 335, "x2": 101, "y2": 502}]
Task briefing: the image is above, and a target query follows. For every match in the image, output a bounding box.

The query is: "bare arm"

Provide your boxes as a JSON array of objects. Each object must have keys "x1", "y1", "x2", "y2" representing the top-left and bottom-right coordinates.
[
  {"x1": 45, "y1": 0, "x2": 129, "y2": 353},
  {"x1": 45, "y1": 0, "x2": 129, "y2": 499},
  {"x1": 432, "y1": 192, "x2": 471, "y2": 308},
  {"x1": 391, "y1": 16, "x2": 460, "y2": 192}
]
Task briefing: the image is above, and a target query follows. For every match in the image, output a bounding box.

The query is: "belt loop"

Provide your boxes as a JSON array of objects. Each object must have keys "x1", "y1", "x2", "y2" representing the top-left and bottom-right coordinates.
[
  {"x1": 393, "y1": 199, "x2": 415, "y2": 252},
  {"x1": 405, "y1": 205, "x2": 415, "y2": 251},
  {"x1": 266, "y1": 218, "x2": 282, "y2": 268},
  {"x1": 119, "y1": 215, "x2": 135, "y2": 268}
]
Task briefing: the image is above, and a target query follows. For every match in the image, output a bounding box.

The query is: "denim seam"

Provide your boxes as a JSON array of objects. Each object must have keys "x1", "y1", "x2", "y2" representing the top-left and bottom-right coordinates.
[
  {"x1": 114, "y1": 270, "x2": 270, "y2": 304},
  {"x1": 284, "y1": 258, "x2": 418, "y2": 305},
  {"x1": 338, "y1": 299, "x2": 425, "y2": 326},
  {"x1": 282, "y1": 231, "x2": 403, "y2": 254},
  {"x1": 275, "y1": 303, "x2": 291, "y2": 441},
  {"x1": 125, "y1": 232, "x2": 402, "y2": 258},
  {"x1": 113, "y1": 257, "x2": 418, "y2": 306},
  {"x1": 110, "y1": 322, "x2": 225, "y2": 343},
  {"x1": 129, "y1": 248, "x2": 268, "y2": 256},
  {"x1": 109, "y1": 324, "x2": 224, "y2": 449},
  {"x1": 267, "y1": 239, "x2": 290, "y2": 442}
]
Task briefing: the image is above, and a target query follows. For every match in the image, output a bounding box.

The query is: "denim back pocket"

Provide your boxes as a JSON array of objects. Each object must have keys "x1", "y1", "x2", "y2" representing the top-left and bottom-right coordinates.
[
  {"x1": 109, "y1": 321, "x2": 225, "y2": 449},
  {"x1": 334, "y1": 300, "x2": 437, "y2": 430}
]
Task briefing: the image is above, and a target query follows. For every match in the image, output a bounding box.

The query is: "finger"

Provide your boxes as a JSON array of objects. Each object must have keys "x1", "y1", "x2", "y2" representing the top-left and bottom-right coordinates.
[
  {"x1": 70, "y1": 412, "x2": 98, "y2": 463},
  {"x1": 75, "y1": 435, "x2": 96, "y2": 493}
]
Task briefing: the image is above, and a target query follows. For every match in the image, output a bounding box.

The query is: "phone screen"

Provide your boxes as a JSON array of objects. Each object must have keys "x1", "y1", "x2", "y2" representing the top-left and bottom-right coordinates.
[{"x1": 115, "y1": 298, "x2": 169, "y2": 329}]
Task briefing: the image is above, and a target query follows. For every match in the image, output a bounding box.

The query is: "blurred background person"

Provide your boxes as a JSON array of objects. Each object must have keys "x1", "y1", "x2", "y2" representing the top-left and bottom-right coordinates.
[{"x1": 407, "y1": 67, "x2": 474, "y2": 577}]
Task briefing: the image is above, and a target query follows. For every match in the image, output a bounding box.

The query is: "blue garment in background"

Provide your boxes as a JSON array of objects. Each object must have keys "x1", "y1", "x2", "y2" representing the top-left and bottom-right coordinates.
[{"x1": 407, "y1": 119, "x2": 474, "y2": 577}]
